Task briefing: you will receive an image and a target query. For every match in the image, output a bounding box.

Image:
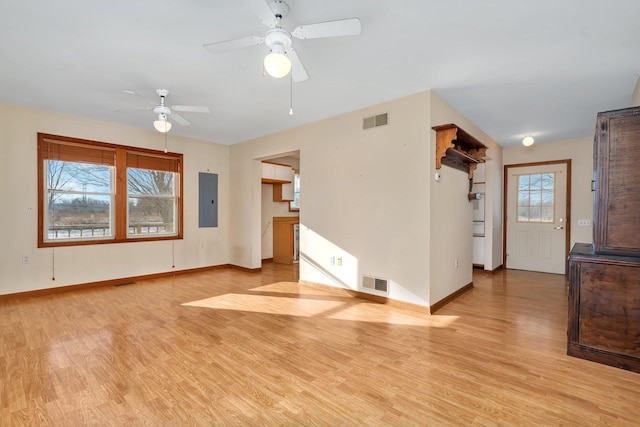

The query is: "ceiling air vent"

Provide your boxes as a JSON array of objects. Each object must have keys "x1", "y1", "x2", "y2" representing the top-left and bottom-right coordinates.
[
  {"x1": 362, "y1": 275, "x2": 389, "y2": 294},
  {"x1": 363, "y1": 113, "x2": 389, "y2": 130}
]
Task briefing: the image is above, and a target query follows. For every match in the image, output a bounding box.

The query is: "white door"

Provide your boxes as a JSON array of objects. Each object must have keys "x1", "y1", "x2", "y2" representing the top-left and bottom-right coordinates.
[{"x1": 506, "y1": 163, "x2": 568, "y2": 274}]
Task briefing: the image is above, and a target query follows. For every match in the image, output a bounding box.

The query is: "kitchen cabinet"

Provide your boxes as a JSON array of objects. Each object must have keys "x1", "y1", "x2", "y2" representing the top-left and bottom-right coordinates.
[
  {"x1": 262, "y1": 161, "x2": 295, "y2": 201},
  {"x1": 273, "y1": 216, "x2": 299, "y2": 264},
  {"x1": 273, "y1": 181, "x2": 294, "y2": 202},
  {"x1": 261, "y1": 161, "x2": 293, "y2": 184}
]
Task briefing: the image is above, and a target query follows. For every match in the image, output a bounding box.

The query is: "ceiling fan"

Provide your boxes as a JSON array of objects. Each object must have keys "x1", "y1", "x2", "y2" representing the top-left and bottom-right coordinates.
[
  {"x1": 203, "y1": 0, "x2": 362, "y2": 82},
  {"x1": 119, "y1": 89, "x2": 210, "y2": 133}
]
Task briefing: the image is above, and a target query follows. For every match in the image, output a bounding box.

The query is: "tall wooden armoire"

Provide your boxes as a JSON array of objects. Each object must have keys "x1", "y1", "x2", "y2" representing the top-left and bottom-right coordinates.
[{"x1": 567, "y1": 106, "x2": 640, "y2": 373}]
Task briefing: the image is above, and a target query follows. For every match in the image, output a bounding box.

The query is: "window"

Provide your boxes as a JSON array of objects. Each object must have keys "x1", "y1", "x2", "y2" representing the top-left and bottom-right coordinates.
[
  {"x1": 516, "y1": 173, "x2": 555, "y2": 223},
  {"x1": 126, "y1": 152, "x2": 180, "y2": 238},
  {"x1": 289, "y1": 173, "x2": 300, "y2": 212},
  {"x1": 38, "y1": 134, "x2": 183, "y2": 247}
]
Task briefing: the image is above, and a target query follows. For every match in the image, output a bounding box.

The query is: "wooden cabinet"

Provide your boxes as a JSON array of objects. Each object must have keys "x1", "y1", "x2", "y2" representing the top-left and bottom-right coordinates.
[
  {"x1": 593, "y1": 106, "x2": 640, "y2": 256},
  {"x1": 432, "y1": 123, "x2": 487, "y2": 178},
  {"x1": 273, "y1": 182, "x2": 294, "y2": 202},
  {"x1": 567, "y1": 244, "x2": 640, "y2": 373},
  {"x1": 273, "y1": 216, "x2": 299, "y2": 264},
  {"x1": 262, "y1": 161, "x2": 294, "y2": 202},
  {"x1": 567, "y1": 106, "x2": 640, "y2": 373},
  {"x1": 261, "y1": 161, "x2": 293, "y2": 184}
]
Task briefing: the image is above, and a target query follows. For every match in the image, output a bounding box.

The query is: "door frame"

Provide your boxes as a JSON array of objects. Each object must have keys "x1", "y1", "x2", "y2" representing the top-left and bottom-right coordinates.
[{"x1": 503, "y1": 159, "x2": 572, "y2": 270}]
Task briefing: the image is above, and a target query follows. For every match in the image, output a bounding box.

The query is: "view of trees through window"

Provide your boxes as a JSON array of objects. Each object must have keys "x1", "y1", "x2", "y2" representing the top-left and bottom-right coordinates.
[
  {"x1": 46, "y1": 160, "x2": 113, "y2": 239},
  {"x1": 517, "y1": 173, "x2": 555, "y2": 223},
  {"x1": 127, "y1": 168, "x2": 176, "y2": 236},
  {"x1": 39, "y1": 133, "x2": 182, "y2": 246}
]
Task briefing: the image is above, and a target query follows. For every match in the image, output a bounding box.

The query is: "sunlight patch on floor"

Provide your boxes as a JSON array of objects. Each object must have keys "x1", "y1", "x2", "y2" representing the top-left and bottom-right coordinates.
[
  {"x1": 183, "y1": 293, "x2": 344, "y2": 317},
  {"x1": 182, "y1": 282, "x2": 460, "y2": 327}
]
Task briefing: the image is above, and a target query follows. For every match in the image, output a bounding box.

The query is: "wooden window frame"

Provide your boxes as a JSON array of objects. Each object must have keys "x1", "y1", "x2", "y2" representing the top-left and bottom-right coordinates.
[{"x1": 38, "y1": 133, "x2": 183, "y2": 248}]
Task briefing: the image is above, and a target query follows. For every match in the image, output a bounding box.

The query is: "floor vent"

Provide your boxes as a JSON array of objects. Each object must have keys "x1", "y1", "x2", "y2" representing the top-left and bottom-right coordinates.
[
  {"x1": 362, "y1": 275, "x2": 389, "y2": 294},
  {"x1": 363, "y1": 113, "x2": 389, "y2": 130}
]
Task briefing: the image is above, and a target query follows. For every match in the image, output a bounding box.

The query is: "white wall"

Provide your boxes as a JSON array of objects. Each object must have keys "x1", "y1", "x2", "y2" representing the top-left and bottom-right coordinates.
[
  {"x1": 0, "y1": 102, "x2": 230, "y2": 296},
  {"x1": 230, "y1": 90, "x2": 500, "y2": 307},
  {"x1": 503, "y1": 138, "x2": 594, "y2": 248},
  {"x1": 429, "y1": 92, "x2": 503, "y2": 303},
  {"x1": 230, "y1": 92, "x2": 432, "y2": 306},
  {"x1": 3, "y1": 90, "x2": 502, "y2": 308}
]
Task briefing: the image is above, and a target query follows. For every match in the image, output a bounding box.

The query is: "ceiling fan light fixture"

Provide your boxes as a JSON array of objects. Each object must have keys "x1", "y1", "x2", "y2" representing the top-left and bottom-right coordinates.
[
  {"x1": 153, "y1": 114, "x2": 172, "y2": 133},
  {"x1": 264, "y1": 46, "x2": 291, "y2": 78},
  {"x1": 522, "y1": 136, "x2": 534, "y2": 146}
]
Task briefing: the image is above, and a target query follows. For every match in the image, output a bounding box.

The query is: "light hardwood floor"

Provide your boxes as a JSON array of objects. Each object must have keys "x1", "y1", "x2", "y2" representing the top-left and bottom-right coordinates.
[{"x1": 1, "y1": 264, "x2": 639, "y2": 425}]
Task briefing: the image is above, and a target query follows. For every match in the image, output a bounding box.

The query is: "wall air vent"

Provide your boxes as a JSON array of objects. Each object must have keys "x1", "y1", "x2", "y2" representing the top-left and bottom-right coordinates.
[
  {"x1": 362, "y1": 275, "x2": 389, "y2": 294},
  {"x1": 363, "y1": 113, "x2": 389, "y2": 130}
]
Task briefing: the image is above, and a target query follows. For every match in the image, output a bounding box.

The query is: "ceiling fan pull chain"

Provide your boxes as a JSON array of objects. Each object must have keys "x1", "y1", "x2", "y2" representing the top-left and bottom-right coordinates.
[
  {"x1": 164, "y1": 130, "x2": 168, "y2": 153},
  {"x1": 289, "y1": 71, "x2": 294, "y2": 115}
]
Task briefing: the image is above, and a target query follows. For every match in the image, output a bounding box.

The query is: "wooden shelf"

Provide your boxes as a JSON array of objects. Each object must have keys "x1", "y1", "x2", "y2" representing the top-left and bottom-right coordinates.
[{"x1": 432, "y1": 124, "x2": 487, "y2": 178}]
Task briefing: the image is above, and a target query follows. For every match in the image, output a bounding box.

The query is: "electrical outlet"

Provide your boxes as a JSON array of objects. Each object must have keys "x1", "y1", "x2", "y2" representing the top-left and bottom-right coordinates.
[
  {"x1": 578, "y1": 219, "x2": 592, "y2": 226},
  {"x1": 21, "y1": 255, "x2": 30, "y2": 264},
  {"x1": 329, "y1": 256, "x2": 335, "y2": 265},
  {"x1": 337, "y1": 256, "x2": 343, "y2": 266},
  {"x1": 455, "y1": 258, "x2": 459, "y2": 269}
]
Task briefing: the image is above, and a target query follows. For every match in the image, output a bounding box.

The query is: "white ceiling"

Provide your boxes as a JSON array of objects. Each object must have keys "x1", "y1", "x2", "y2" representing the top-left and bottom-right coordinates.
[{"x1": 1, "y1": 0, "x2": 638, "y2": 147}]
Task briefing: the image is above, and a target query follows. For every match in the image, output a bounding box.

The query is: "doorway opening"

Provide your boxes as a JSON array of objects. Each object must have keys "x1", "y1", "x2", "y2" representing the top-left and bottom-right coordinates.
[{"x1": 260, "y1": 151, "x2": 300, "y2": 273}]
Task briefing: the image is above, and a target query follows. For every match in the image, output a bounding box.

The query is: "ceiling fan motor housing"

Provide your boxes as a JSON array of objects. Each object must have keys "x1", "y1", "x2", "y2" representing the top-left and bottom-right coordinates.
[
  {"x1": 154, "y1": 105, "x2": 171, "y2": 115},
  {"x1": 265, "y1": 28, "x2": 292, "y2": 52}
]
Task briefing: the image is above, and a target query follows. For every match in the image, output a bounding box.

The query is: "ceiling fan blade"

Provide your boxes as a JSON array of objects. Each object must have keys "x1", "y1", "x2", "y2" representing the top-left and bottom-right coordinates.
[
  {"x1": 114, "y1": 107, "x2": 154, "y2": 113},
  {"x1": 203, "y1": 36, "x2": 264, "y2": 54},
  {"x1": 122, "y1": 90, "x2": 157, "y2": 105},
  {"x1": 245, "y1": 0, "x2": 276, "y2": 27},
  {"x1": 292, "y1": 18, "x2": 362, "y2": 40},
  {"x1": 287, "y1": 48, "x2": 309, "y2": 83},
  {"x1": 172, "y1": 105, "x2": 210, "y2": 113},
  {"x1": 170, "y1": 113, "x2": 191, "y2": 126}
]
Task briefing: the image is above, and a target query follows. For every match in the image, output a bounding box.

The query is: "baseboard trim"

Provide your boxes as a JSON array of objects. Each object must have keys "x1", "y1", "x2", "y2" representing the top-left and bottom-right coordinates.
[
  {"x1": 230, "y1": 264, "x2": 262, "y2": 273},
  {"x1": 429, "y1": 282, "x2": 474, "y2": 314},
  {"x1": 262, "y1": 258, "x2": 274, "y2": 263},
  {"x1": 491, "y1": 264, "x2": 504, "y2": 274},
  {"x1": 298, "y1": 280, "x2": 431, "y2": 315},
  {"x1": 0, "y1": 264, "x2": 235, "y2": 302}
]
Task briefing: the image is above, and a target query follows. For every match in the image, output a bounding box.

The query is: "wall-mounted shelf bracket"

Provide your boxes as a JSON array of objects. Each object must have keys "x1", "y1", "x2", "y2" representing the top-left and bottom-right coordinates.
[{"x1": 432, "y1": 123, "x2": 487, "y2": 178}]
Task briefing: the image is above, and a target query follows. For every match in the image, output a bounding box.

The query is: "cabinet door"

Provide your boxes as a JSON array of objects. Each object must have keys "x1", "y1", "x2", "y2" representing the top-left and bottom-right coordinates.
[
  {"x1": 273, "y1": 222, "x2": 294, "y2": 263},
  {"x1": 262, "y1": 163, "x2": 276, "y2": 180},
  {"x1": 567, "y1": 251, "x2": 640, "y2": 373},
  {"x1": 594, "y1": 106, "x2": 640, "y2": 256},
  {"x1": 281, "y1": 181, "x2": 294, "y2": 201},
  {"x1": 273, "y1": 183, "x2": 294, "y2": 202},
  {"x1": 274, "y1": 164, "x2": 293, "y2": 182}
]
